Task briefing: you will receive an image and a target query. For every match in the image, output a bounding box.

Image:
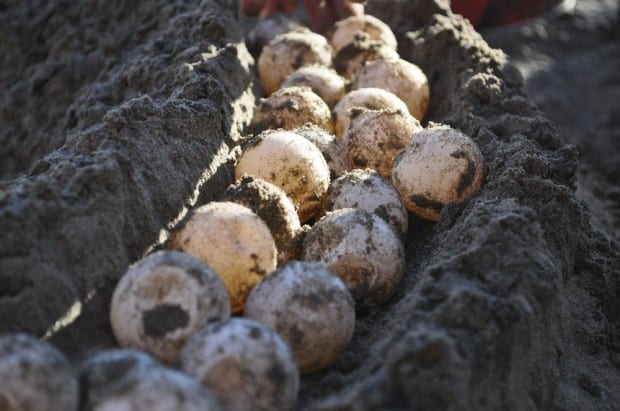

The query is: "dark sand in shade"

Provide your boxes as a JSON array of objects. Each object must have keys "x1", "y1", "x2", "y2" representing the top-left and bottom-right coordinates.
[{"x1": 0, "y1": 0, "x2": 618, "y2": 409}]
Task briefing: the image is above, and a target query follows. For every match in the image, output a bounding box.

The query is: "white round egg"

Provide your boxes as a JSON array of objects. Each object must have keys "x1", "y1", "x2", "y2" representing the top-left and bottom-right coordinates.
[
  {"x1": 168, "y1": 202, "x2": 277, "y2": 313},
  {"x1": 392, "y1": 125, "x2": 485, "y2": 221},
  {"x1": 179, "y1": 318, "x2": 299, "y2": 411},
  {"x1": 235, "y1": 130, "x2": 331, "y2": 223},
  {"x1": 109, "y1": 250, "x2": 231, "y2": 364}
]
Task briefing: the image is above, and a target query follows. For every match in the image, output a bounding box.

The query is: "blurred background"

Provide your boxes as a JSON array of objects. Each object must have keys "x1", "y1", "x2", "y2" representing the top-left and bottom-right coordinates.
[{"x1": 461, "y1": 0, "x2": 619, "y2": 240}]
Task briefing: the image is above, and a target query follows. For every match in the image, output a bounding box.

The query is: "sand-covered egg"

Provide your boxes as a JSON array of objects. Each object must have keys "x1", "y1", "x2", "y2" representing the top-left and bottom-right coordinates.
[
  {"x1": 221, "y1": 175, "x2": 302, "y2": 264},
  {"x1": 168, "y1": 202, "x2": 277, "y2": 314},
  {"x1": 235, "y1": 130, "x2": 331, "y2": 223},
  {"x1": 245, "y1": 261, "x2": 355, "y2": 374},
  {"x1": 343, "y1": 109, "x2": 421, "y2": 178},
  {"x1": 109, "y1": 250, "x2": 230, "y2": 364},
  {"x1": 351, "y1": 58, "x2": 430, "y2": 121},
  {"x1": 301, "y1": 208, "x2": 405, "y2": 307},
  {"x1": 293, "y1": 124, "x2": 349, "y2": 178},
  {"x1": 323, "y1": 169, "x2": 408, "y2": 236},
  {"x1": 332, "y1": 87, "x2": 409, "y2": 137},
  {"x1": 258, "y1": 31, "x2": 332, "y2": 96},
  {"x1": 281, "y1": 65, "x2": 346, "y2": 108},
  {"x1": 79, "y1": 349, "x2": 159, "y2": 406},
  {"x1": 0, "y1": 333, "x2": 79, "y2": 411},
  {"x1": 334, "y1": 32, "x2": 399, "y2": 79},
  {"x1": 79, "y1": 349, "x2": 223, "y2": 411},
  {"x1": 330, "y1": 15, "x2": 397, "y2": 54},
  {"x1": 179, "y1": 318, "x2": 299, "y2": 411},
  {"x1": 392, "y1": 125, "x2": 485, "y2": 221},
  {"x1": 251, "y1": 86, "x2": 334, "y2": 133}
]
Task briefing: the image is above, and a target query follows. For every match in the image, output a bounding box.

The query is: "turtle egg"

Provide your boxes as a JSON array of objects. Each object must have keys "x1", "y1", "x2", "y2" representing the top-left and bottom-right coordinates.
[
  {"x1": 179, "y1": 318, "x2": 299, "y2": 411},
  {"x1": 245, "y1": 261, "x2": 355, "y2": 374},
  {"x1": 109, "y1": 250, "x2": 230, "y2": 364},
  {"x1": 168, "y1": 202, "x2": 277, "y2": 314},
  {"x1": 281, "y1": 65, "x2": 346, "y2": 108},
  {"x1": 293, "y1": 124, "x2": 349, "y2": 178},
  {"x1": 235, "y1": 130, "x2": 331, "y2": 223},
  {"x1": 392, "y1": 125, "x2": 485, "y2": 221},
  {"x1": 343, "y1": 108, "x2": 421, "y2": 178},
  {"x1": 330, "y1": 15, "x2": 397, "y2": 54},
  {"x1": 258, "y1": 31, "x2": 333, "y2": 96},
  {"x1": 79, "y1": 349, "x2": 223, "y2": 411},
  {"x1": 323, "y1": 168, "x2": 408, "y2": 235},
  {"x1": 332, "y1": 87, "x2": 409, "y2": 137},
  {"x1": 333, "y1": 32, "x2": 399, "y2": 80},
  {"x1": 221, "y1": 175, "x2": 302, "y2": 264},
  {"x1": 351, "y1": 58, "x2": 430, "y2": 121},
  {"x1": 301, "y1": 208, "x2": 405, "y2": 308},
  {"x1": 0, "y1": 333, "x2": 79, "y2": 411},
  {"x1": 250, "y1": 86, "x2": 334, "y2": 133}
]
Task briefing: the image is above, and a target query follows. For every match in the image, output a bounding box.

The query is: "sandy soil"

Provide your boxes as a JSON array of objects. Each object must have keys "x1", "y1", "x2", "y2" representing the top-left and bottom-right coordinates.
[{"x1": 484, "y1": 0, "x2": 620, "y2": 241}]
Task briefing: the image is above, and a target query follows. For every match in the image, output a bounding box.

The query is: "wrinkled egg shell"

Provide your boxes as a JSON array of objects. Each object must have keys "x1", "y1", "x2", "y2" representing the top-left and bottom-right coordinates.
[
  {"x1": 392, "y1": 126, "x2": 485, "y2": 221},
  {"x1": 109, "y1": 250, "x2": 231, "y2": 364},
  {"x1": 258, "y1": 31, "x2": 333, "y2": 96},
  {"x1": 332, "y1": 87, "x2": 409, "y2": 137},
  {"x1": 0, "y1": 333, "x2": 79, "y2": 411},
  {"x1": 323, "y1": 168, "x2": 408, "y2": 236},
  {"x1": 301, "y1": 208, "x2": 405, "y2": 307},
  {"x1": 80, "y1": 349, "x2": 223, "y2": 411},
  {"x1": 281, "y1": 65, "x2": 346, "y2": 108},
  {"x1": 168, "y1": 202, "x2": 277, "y2": 314},
  {"x1": 235, "y1": 130, "x2": 331, "y2": 223},
  {"x1": 179, "y1": 318, "x2": 299, "y2": 411},
  {"x1": 221, "y1": 175, "x2": 302, "y2": 265},
  {"x1": 351, "y1": 58, "x2": 430, "y2": 121},
  {"x1": 343, "y1": 109, "x2": 421, "y2": 178},
  {"x1": 245, "y1": 261, "x2": 355, "y2": 374},
  {"x1": 251, "y1": 86, "x2": 334, "y2": 133},
  {"x1": 330, "y1": 15, "x2": 397, "y2": 54}
]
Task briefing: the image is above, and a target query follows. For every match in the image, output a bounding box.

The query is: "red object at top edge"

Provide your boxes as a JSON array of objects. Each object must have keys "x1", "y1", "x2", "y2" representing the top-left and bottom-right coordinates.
[{"x1": 451, "y1": 0, "x2": 489, "y2": 27}]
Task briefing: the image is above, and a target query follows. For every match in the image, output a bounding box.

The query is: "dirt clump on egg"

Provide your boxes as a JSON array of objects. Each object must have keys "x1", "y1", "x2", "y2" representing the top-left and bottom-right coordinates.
[
  {"x1": 329, "y1": 14, "x2": 398, "y2": 54},
  {"x1": 343, "y1": 108, "x2": 421, "y2": 178},
  {"x1": 251, "y1": 86, "x2": 334, "y2": 133},
  {"x1": 332, "y1": 87, "x2": 410, "y2": 137},
  {"x1": 221, "y1": 175, "x2": 302, "y2": 264},
  {"x1": 235, "y1": 130, "x2": 331, "y2": 223},
  {"x1": 323, "y1": 168, "x2": 408, "y2": 236},
  {"x1": 293, "y1": 124, "x2": 349, "y2": 178},
  {"x1": 109, "y1": 250, "x2": 230, "y2": 364},
  {"x1": 333, "y1": 32, "x2": 399, "y2": 80}
]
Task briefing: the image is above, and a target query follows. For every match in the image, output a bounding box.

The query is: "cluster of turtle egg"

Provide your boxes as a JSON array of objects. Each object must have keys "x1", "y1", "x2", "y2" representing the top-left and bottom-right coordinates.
[
  {"x1": 250, "y1": 12, "x2": 484, "y2": 222},
  {"x1": 0, "y1": 14, "x2": 485, "y2": 411}
]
